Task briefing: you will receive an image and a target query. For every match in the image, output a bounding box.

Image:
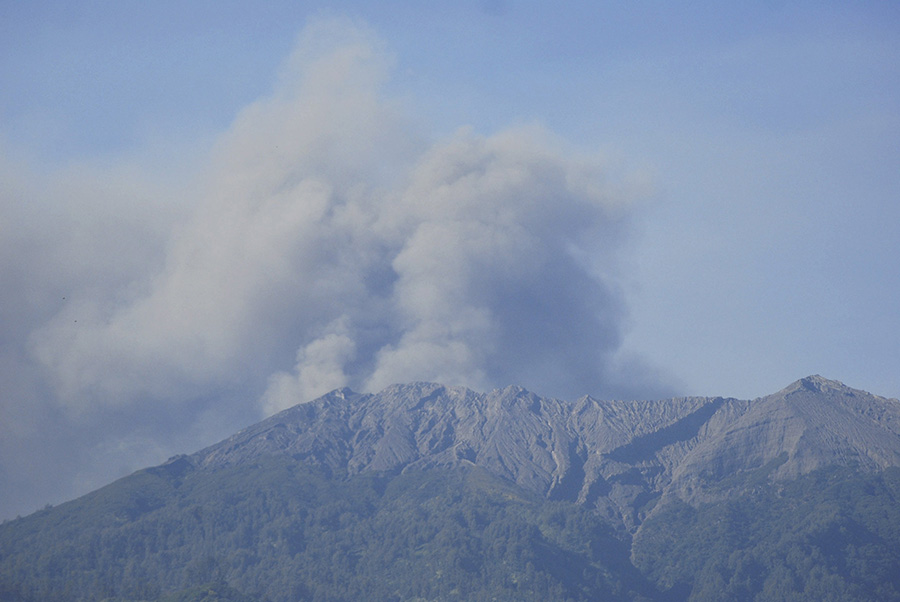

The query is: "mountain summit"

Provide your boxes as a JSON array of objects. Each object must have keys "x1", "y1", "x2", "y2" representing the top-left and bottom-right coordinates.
[
  {"x1": 3, "y1": 377, "x2": 900, "y2": 602},
  {"x1": 191, "y1": 376, "x2": 900, "y2": 527}
]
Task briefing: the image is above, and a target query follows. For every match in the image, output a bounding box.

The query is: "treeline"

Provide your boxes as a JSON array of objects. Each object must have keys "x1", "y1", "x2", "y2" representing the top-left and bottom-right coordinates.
[
  {"x1": 0, "y1": 459, "x2": 651, "y2": 601},
  {"x1": 1, "y1": 459, "x2": 899, "y2": 601},
  {"x1": 633, "y1": 466, "x2": 900, "y2": 601}
]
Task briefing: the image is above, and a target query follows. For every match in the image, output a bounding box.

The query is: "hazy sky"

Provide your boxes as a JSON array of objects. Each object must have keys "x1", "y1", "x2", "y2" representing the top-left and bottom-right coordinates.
[{"x1": 1, "y1": 1, "x2": 898, "y2": 519}]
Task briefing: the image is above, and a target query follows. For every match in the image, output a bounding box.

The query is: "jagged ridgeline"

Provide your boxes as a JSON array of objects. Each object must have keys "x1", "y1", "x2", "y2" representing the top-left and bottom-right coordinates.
[{"x1": 2, "y1": 376, "x2": 900, "y2": 601}]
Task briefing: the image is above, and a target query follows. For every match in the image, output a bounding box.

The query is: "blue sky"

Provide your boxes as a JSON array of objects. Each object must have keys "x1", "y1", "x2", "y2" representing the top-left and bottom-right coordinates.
[{"x1": 1, "y1": 1, "x2": 898, "y2": 519}]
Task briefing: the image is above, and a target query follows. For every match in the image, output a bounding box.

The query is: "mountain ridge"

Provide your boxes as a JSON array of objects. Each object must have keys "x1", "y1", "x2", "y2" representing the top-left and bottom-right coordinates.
[
  {"x1": 4, "y1": 375, "x2": 900, "y2": 602},
  {"x1": 184, "y1": 375, "x2": 900, "y2": 531}
]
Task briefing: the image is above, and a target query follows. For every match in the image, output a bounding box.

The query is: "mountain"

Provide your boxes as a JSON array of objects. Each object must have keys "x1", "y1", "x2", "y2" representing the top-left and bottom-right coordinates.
[
  {"x1": 195, "y1": 375, "x2": 900, "y2": 528},
  {"x1": 2, "y1": 376, "x2": 900, "y2": 601}
]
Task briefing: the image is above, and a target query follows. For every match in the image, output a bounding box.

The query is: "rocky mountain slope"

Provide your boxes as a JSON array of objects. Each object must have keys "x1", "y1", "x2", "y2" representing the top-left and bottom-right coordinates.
[
  {"x1": 4, "y1": 375, "x2": 900, "y2": 602},
  {"x1": 192, "y1": 375, "x2": 900, "y2": 530}
]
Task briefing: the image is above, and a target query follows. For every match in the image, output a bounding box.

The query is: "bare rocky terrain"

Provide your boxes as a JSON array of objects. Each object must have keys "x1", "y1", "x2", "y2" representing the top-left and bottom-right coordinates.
[{"x1": 194, "y1": 375, "x2": 900, "y2": 531}]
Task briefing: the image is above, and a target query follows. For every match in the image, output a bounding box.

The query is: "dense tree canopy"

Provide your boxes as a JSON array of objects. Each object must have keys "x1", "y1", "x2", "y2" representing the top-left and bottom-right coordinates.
[{"x1": 1, "y1": 460, "x2": 899, "y2": 601}]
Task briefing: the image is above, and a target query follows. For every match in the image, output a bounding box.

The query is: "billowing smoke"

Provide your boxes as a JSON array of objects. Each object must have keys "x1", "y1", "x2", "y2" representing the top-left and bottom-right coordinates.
[
  {"x1": 262, "y1": 124, "x2": 633, "y2": 412},
  {"x1": 25, "y1": 18, "x2": 653, "y2": 414},
  {"x1": 1, "y1": 17, "x2": 672, "y2": 519}
]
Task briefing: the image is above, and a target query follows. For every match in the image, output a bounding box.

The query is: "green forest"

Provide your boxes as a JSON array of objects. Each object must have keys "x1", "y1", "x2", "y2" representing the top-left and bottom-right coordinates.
[{"x1": 1, "y1": 458, "x2": 899, "y2": 601}]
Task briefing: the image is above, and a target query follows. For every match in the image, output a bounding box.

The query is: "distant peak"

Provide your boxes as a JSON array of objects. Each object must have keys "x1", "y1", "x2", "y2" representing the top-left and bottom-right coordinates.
[
  {"x1": 782, "y1": 375, "x2": 848, "y2": 395},
  {"x1": 497, "y1": 384, "x2": 530, "y2": 396},
  {"x1": 333, "y1": 387, "x2": 356, "y2": 399},
  {"x1": 314, "y1": 387, "x2": 358, "y2": 402}
]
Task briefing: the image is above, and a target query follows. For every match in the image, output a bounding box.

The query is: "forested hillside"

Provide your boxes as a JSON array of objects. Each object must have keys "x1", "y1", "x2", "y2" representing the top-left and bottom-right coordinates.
[{"x1": 2, "y1": 377, "x2": 900, "y2": 601}]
